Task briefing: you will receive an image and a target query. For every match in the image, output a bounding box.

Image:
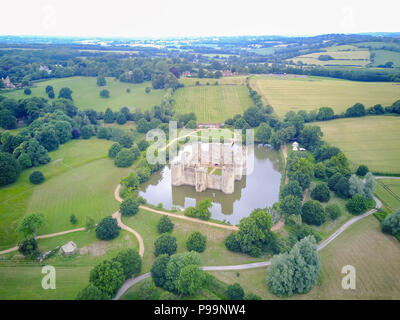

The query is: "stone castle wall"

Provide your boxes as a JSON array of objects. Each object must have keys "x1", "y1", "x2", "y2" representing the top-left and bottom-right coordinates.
[{"x1": 170, "y1": 142, "x2": 246, "y2": 194}]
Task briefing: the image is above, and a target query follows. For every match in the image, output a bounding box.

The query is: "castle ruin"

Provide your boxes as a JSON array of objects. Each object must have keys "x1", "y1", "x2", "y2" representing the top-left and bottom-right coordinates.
[{"x1": 171, "y1": 141, "x2": 246, "y2": 194}]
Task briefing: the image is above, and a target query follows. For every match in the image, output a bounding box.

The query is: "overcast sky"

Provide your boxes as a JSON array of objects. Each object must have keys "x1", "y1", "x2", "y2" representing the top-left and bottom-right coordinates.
[{"x1": 0, "y1": 0, "x2": 399, "y2": 38}]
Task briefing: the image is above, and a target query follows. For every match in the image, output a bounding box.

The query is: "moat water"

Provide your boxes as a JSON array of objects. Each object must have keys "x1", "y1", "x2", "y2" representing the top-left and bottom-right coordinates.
[{"x1": 138, "y1": 145, "x2": 282, "y2": 225}]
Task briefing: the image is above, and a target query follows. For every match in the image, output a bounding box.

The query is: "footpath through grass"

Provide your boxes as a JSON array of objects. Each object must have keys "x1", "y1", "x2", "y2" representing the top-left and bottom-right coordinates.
[
  {"x1": 210, "y1": 215, "x2": 400, "y2": 299},
  {"x1": 0, "y1": 138, "x2": 131, "y2": 250}
]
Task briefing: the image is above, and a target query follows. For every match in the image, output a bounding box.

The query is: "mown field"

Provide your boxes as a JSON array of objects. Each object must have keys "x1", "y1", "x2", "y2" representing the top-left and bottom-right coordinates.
[
  {"x1": 1, "y1": 76, "x2": 165, "y2": 112},
  {"x1": 179, "y1": 76, "x2": 247, "y2": 86},
  {"x1": 210, "y1": 215, "x2": 400, "y2": 299},
  {"x1": 250, "y1": 75, "x2": 400, "y2": 117},
  {"x1": 375, "y1": 179, "x2": 400, "y2": 212},
  {"x1": 288, "y1": 49, "x2": 371, "y2": 67},
  {"x1": 0, "y1": 139, "x2": 132, "y2": 250},
  {"x1": 174, "y1": 82, "x2": 253, "y2": 122},
  {"x1": 0, "y1": 229, "x2": 139, "y2": 299},
  {"x1": 315, "y1": 116, "x2": 400, "y2": 174}
]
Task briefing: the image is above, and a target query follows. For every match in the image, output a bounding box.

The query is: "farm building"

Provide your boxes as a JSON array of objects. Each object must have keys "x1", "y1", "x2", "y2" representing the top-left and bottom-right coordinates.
[{"x1": 60, "y1": 241, "x2": 77, "y2": 256}]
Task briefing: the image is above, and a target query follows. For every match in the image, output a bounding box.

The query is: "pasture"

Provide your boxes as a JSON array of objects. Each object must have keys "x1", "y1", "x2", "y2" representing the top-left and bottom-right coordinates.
[
  {"x1": 249, "y1": 75, "x2": 400, "y2": 117},
  {"x1": 173, "y1": 83, "x2": 253, "y2": 122},
  {"x1": 315, "y1": 116, "x2": 400, "y2": 174},
  {"x1": 0, "y1": 139, "x2": 132, "y2": 250},
  {"x1": 0, "y1": 229, "x2": 139, "y2": 299},
  {"x1": 288, "y1": 49, "x2": 370, "y2": 67},
  {"x1": 371, "y1": 50, "x2": 400, "y2": 68},
  {"x1": 1, "y1": 76, "x2": 165, "y2": 112},
  {"x1": 210, "y1": 215, "x2": 400, "y2": 299},
  {"x1": 375, "y1": 179, "x2": 400, "y2": 212},
  {"x1": 179, "y1": 76, "x2": 247, "y2": 86}
]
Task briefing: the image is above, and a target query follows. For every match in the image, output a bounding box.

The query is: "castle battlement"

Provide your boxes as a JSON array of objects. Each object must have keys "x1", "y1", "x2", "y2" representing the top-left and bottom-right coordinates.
[{"x1": 171, "y1": 141, "x2": 246, "y2": 194}]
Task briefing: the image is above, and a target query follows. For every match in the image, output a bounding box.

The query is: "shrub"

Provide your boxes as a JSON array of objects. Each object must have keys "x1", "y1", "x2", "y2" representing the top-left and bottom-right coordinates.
[
  {"x1": 89, "y1": 260, "x2": 125, "y2": 296},
  {"x1": 119, "y1": 134, "x2": 133, "y2": 148},
  {"x1": 115, "y1": 149, "x2": 135, "y2": 167},
  {"x1": 227, "y1": 283, "x2": 245, "y2": 300},
  {"x1": 314, "y1": 162, "x2": 326, "y2": 179},
  {"x1": 281, "y1": 180, "x2": 303, "y2": 200},
  {"x1": 29, "y1": 171, "x2": 45, "y2": 184},
  {"x1": 136, "y1": 279, "x2": 157, "y2": 300},
  {"x1": 0, "y1": 152, "x2": 20, "y2": 186},
  {"x1": 24, "y1": 88, "x2": 31, "y2": 95},
  {"x1": 81, "y1": 125, "x2": 94, "y2": 139},
  {"x1": 346, "y1": 194, "x2": 368, "y2": 215},
  {"x1": 113, "y1": 249, "x2": 142, "y2": 279},
  {"x1": 175, "y1": 264, "x2": 206, "y2": 296},
  {"x1": 356, "y1": 165, "x2": 369, "y2": 177},
  {"x1": 116, "y1": 113, "x2": 127, "y2": 125},
  {"x1": 382, "y1": 209, "x2": 400, "y2": 235},
  {"x1": 310, "y1": 183, "x2": 330, "y2": 202},
  {"x1": 326, "y1": 204, "x2": 341, "y2": 220},
  {"x1": 108, "y1": 143, "x2": 122, "y2": 158},
  {"x1": 154, "y1": 234, "x2": 177, "y2": 256},
  {"x1": 100, "y1": 89, "x2": 110, "y2": 98},
  {"x1": 280, "y1": 195, "x2": 302, "y2": 215},
  {"x1": 137, "y1": 140, "x2": 150, "y2": 151},
  {"x1": 120, "y1": 198, "x2": 139, "y2": 216},
  {"x1": 151, "y1": 254, "x2": 170, "y2": 288},
  {"x1": 184, "y1": 206, "x2": 197, "y2": 218},
  {"x1": 225, "y1": 233, "x2": 241, "y2": 252},
  {"x1": 95, "y1": 216, "x2": 120, "y2": 240},
  {"x1": 186, "y1": 232, "x2": 207, "y2": 253},
  {"x1": 18, "y1": 237, "x2": 39, "y2": 259},
  {"x1": 157, "y1": 216, "x2": 174, "y2": 234},
  {"x1": 76, "y1": 284, "x2": 110, "y2": 300},
  {"x1": 301, "y1": 200, "x2": 326, "y2": 226},
  {"x1": 70, "y1": 214, "x2": 78, "y2": 225}
]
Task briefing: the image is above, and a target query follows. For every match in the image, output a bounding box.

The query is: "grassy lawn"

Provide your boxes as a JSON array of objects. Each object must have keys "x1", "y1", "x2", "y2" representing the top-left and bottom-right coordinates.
[
  {"x1": 1, "y1": 76, "x2": 165, "y2": 112},
  {"x1": 0, "y1": 230, "x2": 138, "y2": 299},
  {"x1": 173, "y1": 84, "x2": 253, "y2": 122},
  {"x1": 122, "y1": 209, "x2": 263, "y2": 273},
  {"x1": 315, "y1": 116, "x2": 400, "y2": 174},
  {"x1": 210, "y1": 215, "x2": 400, "y2": 299},
  {"x1": 0, "y1": 138, "x2": 132, "y2": 250},
  {"x1": 375, "y1": 179, "x2": 400, "y2": 212},
  {"x1": 250, "y1": 75, "x2": 400, "y2": 117}
]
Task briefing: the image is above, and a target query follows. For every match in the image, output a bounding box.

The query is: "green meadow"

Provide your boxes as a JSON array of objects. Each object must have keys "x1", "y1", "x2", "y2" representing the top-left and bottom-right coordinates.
[
  {"x1": 1, "y1": 76, "x2": 165, "y2": 112},
  {"x1": 0, "y1": 139, "x2": 132, "y2": 250},
  {"x1": 375, "y1": 179, "x2": 400, "y2": 212},
  {"x1": 174, "y1": 83, "x2": 253, "y2": 122},
  {"x1": 250, "y1": 75, "x2": 400, "y2": 117},
  {"x1": 315, "y1": 116, "x2": 400, "y2": 174}
]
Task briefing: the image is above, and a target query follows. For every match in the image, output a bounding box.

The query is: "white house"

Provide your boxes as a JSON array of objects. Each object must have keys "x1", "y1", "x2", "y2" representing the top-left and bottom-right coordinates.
[{"x1": 292, "y1": 141, "x2": 299, "y2": 151}]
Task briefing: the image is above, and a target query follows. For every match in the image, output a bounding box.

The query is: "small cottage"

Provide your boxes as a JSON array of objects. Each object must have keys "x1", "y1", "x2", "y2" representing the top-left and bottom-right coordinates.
[
  {"x1": 292, "y1": 141, "x2": 299, "y2": 151},
  {"x1": 60, "y1": 241, "x2": 77, "y2": 256}
]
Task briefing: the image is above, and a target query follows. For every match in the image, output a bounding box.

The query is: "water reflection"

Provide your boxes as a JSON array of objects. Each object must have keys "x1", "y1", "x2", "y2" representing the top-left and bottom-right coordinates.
[{"x1": 139, "y1": 145, "x2": 282, "y2": 225}]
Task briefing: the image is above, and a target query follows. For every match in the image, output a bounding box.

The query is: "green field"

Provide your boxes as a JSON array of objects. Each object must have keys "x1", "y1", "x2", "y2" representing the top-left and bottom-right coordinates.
[
  {"x1": 250, "y1": 75, "x2": 400, "y2": 117},
  {"x1": 375, "y1": 179, "x2": 400, "y2": 212},
  {"x1": 371, "y1": 50, "x2": 400, "y2": 68},
  {"x1": 174, "y1": 84, "x2": 253, "y2": 122},
  {"x1": 1, "y1": 76, "x2": 165, "y2": 112},
  {"x1": 0, "y1": 229, "x2": 139, "y2": 299},
  {"x1": 315, "y1": 116, "x2": 400, "y2": 174},
  {"x1": 179, "y1": 76, "x2": 247, "y2": 86},
  {"x1": 0, "y1": 139, "x2": 132, "y2": 250},
  {"x1": 288, "y1": 49, "x2": 370, "y2": 67},
  {"x1": 210, "y1": 215, "x2": 400, "y2": 299}
]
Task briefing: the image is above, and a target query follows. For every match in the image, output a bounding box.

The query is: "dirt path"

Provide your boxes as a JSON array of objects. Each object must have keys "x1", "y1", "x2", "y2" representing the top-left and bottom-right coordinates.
[
  {"x1": 302, "y1": 188, "x2": 309, "y2": 204},
  {"x1": 0, "y1": 227, "x2": 85, "y2": 255}
]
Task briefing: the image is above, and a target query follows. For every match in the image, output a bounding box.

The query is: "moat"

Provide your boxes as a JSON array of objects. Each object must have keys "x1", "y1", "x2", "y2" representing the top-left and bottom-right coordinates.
[{"x1": 139, "y1": 145, "x2": 282, "y2": 224}]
